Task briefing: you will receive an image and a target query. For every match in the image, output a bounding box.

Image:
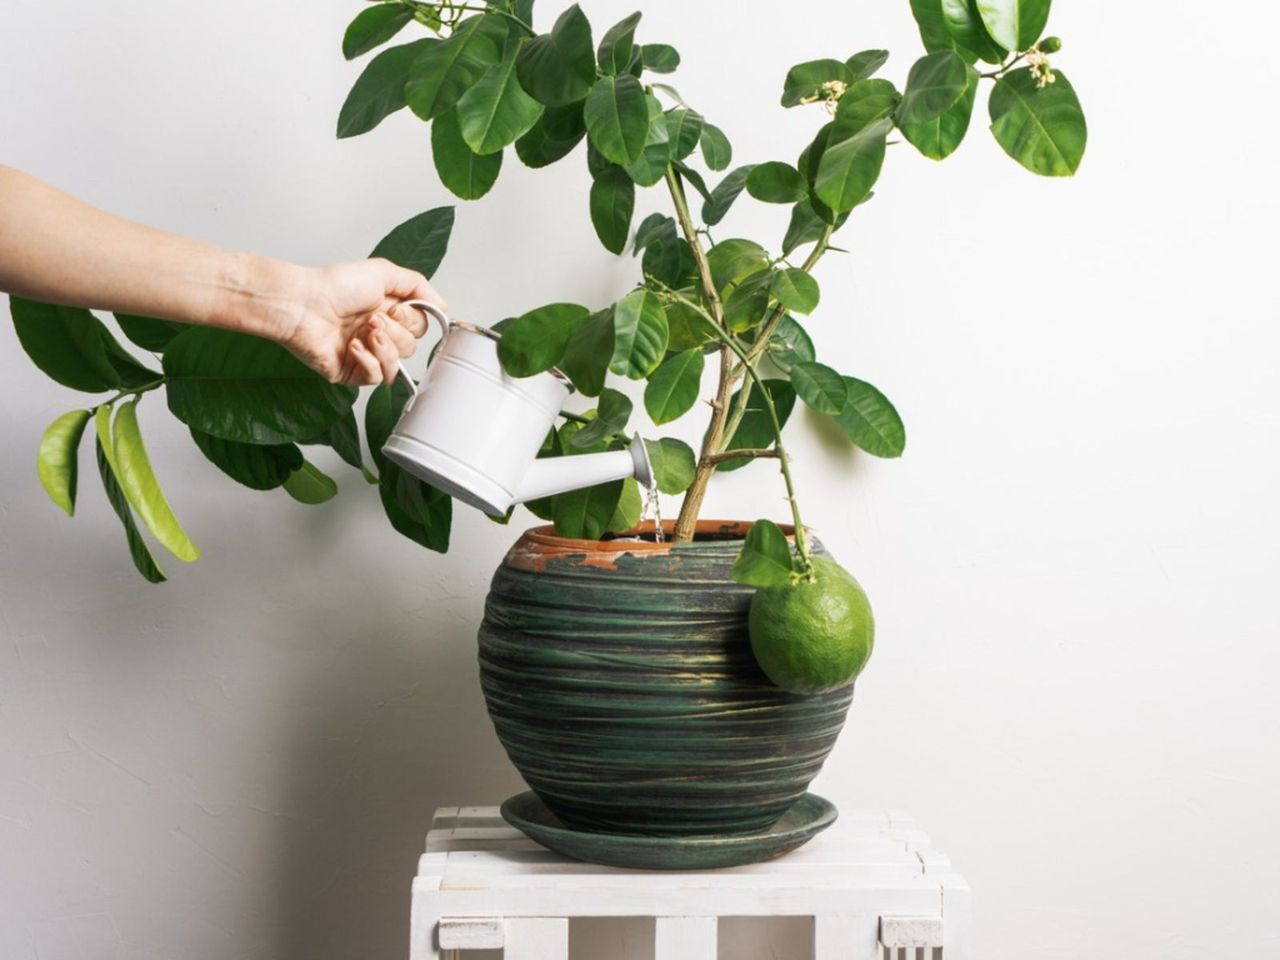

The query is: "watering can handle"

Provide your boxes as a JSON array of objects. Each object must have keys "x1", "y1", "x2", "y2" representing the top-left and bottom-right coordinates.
[{"x1": 395, "y1": 300, "x2": 452, "y2": 389}]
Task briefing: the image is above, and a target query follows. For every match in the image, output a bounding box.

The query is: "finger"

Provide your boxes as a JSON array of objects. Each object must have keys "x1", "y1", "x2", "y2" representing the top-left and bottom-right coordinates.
[
  {"x1": 366, "y1": 323, "x2": 401, "y2": 385},
  {"x1": 374, "y1": 258, "x2": 448, "y2": 311},
  {"x1": 387, "y1": 301, "x2": 428, "y2": 338},
  {"x1": 342, "y1": 338, "x2": 383, "y2": 386},
  {"x1": 380, "y1": 315, "x2": 417, "y2": 358}
]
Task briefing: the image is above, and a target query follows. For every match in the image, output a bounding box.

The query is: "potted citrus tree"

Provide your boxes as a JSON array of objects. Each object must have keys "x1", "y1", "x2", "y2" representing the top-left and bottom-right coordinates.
[{"x1": 12, "y1": 0, "x2": 1085, "y2": 865}]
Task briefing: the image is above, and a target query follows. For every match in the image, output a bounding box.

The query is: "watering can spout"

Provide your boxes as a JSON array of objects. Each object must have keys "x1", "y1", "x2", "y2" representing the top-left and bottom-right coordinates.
[{"x1": 515, "y1": 435, "x2": 654, "y2": 506}]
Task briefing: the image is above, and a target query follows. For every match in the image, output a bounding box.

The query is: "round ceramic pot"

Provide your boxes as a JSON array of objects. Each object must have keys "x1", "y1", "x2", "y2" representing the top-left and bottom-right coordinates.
[{"x1": 477, "y1": 521, "x2": 854, "y2": 837}]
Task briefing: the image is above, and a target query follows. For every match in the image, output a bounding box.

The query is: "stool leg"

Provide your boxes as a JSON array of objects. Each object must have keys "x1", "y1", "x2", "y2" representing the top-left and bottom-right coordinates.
[
  {"x1": 813, "y1": 914, "x2": 880, "y2": 960},
  {"x1": 409, "y1": 889, "x2": 442, "y2": 960}
]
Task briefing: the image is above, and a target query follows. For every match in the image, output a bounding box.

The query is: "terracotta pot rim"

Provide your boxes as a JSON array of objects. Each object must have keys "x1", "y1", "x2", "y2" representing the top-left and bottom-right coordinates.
[{"x1": 517, "y1": 519, "x2": 797, "y2": 556}]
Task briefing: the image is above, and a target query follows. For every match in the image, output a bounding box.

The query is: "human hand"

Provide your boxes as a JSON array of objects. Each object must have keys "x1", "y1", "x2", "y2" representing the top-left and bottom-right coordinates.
[{"x1": 282, "y1": 258, "x2": 447, "y2": 386}]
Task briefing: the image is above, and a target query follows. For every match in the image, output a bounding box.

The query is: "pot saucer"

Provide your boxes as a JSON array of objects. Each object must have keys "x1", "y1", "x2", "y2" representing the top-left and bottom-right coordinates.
[{"x1": 500, "y1": 792, "x2": 837, "y2": 870}]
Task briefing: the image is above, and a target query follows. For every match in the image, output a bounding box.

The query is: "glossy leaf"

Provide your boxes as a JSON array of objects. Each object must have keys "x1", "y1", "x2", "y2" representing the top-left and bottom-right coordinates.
[
  {"x1": 623, "y1": 104, "x2": 673, "y2": 186},
  {"x1": 432, "y1": 108, "x2": 503, "y2": 199},
  {"x1": 190, "y1": 429, "x2": 302, "y2": 490},
  {"x1": 976, "y1": 0, "x2": 1051, "y2": 52},
  {"x1": 405, "y1": 17, "x2": 505, "y2": 120},
  {"x1": 815, "y1": 117, "x2": 891, "y2": 213},
  {"x1": 37, "y1": 408, "x2": 91, "y2": 516},
  {"x1": 790, "y1": 361, "x2": 848, "y2": 415},
  {"x1": 699, "y1": 122, "x2": 732, "y2": 171},
  {"x1": 664, "y1": 108, "x2": 703, "y2": 161},
  {"x1": 781, "y1": 59, "x2": 852, "y2": 108},
  {"x1": 783, "y1": 198, "x2": 834, "y2": 255},
  {"x1": 552, "y1": 479, "x2": 624, "y2": 540},
  {"x1": 899, "y1": 65, "x2": 978, "y2": 160},
  {"x1": 365, "y1": 378, "x2": 413, "y2": 474},
  {"x1": 589, "y1": 165, "x2": 636, "y2": 254},
  {"x1": 598, "y1": 11, "x2": 641, "y2": 75},
  {"x1": 706, "y1": 238, "x2": 769, "y2": 293},
  {"x1": 834, "y1": 376, "x2": 907, "y2": 457},
  {"x1": 831, "y1": 78, "x2": 901, "y2": 139},
  {"x1": 607, "y1": 478, "x2": 643, "y2": 533},
  {"x1": 943, "y1": 0, "x2": 1007, "y2": 64},
  {"x1": 731, "y1": 518, "x2": 796, "y2": 587},
  {"x1": 561, "y1": 310, "x2": 615, "y2": 397},
  {"x1": 516, "y1": 4, "x2": 596, "y2": 106},
  {"x1": 96, "y1": 438, "x2": 165, "y2": 583},
  {"x1": 640, "y1": 43, "x2": 680, "y2": 73},
  {"x1": 643, "y1": 437, "x2": 696, "y2": 494},
  {"x1": 11, "y1": 297, "x2": 159, "y2": 392},
  {"x1": 583, "y1": 74, "x2": 650, "y2": 165},
  {"x1": 380, "y1": 465, "x2": 452, "y2": 551},
  {"x1": 846, "y1": 49, "x2": 889, "y2": 80},
  {"x1": 643, "y1": 348, "x2": 704, "y2": 425},
  {"x1": 497, "y1": 303, "x2": 591, "y2": 376},
  {"x1": 718, "y1": 380, "x2": 796, "y2": 472},
  {"x1": 315, "y1": 409, "x2": 368, "y2": 478},
  {"x1": 514, "y1": 102, "x2": 587, "y2": 167},
  {"x1": 338, "y1": 38, "x2": 435, "y2": 138},
  {"x1": 769, "y1": 269, "x2": 820, "y2": 314},
  {"x1": 632, "y1": 213, "x2": 675, "y2": 256},
  {"x1": 723, "y1": 271, "x2": 773, "y2": 334},
  {"x1": 457, "y1": 53, "x2": 544, "y2": 155},
  {"x1": 109, "y1": 400, "x2": 200, "y2": 562},
  {"x1": 610, "y1": 288, "x2": 669, "y2": 378},
  {"x1": 343, "y1": 5, "x2": 413, "y2": 60},
  {"x1": 897, "y1": 51, "x2": 971, "y2": 125},
  {"x1": 115, "y1": 313, "x2": 184, "y2": 353},
  {"x1": 370, "y1": 206, "x2": 454, "y2": 277},
  {"x1": 745, "y1": 162, "x2": 807, "y2": 204},
  {"x1": 989, "y1": 67, "x2": 1086, "y2": 176},
  {"x1": 570, "y1": 388, "x2": 632, "y2": 448},
  {"x1": 164, "y1": 328, "x2": 355, "y2": 444},
  {"x1": 702, "y1": 164, "x2": 757, "y2": 226},
  {"x1": 909, "y1": 0, "x2": 967, "y2": 58},
  {"x1": 765, "y1": 315, "x2": 815, "y2": 373},
  {"x1": 283, "y1": 460, "x2": 338, "y2": 505}
]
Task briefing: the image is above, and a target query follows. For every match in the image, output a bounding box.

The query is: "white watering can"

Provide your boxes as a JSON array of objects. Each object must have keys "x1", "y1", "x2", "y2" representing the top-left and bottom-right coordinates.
[{"x1": 381, "y1": 301, "x2": 653, "y2": 518}]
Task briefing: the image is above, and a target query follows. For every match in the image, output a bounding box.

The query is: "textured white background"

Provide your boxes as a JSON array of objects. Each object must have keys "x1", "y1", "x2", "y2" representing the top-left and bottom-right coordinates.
[{"x1": 2, "y1": 1, "x2": 1278, "y2": 958}]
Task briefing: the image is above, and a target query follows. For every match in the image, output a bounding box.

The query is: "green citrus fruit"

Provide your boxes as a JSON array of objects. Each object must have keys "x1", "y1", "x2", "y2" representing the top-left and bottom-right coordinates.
[{"x1": 748, "y1": 556, "x2": 875, "y2": 694}]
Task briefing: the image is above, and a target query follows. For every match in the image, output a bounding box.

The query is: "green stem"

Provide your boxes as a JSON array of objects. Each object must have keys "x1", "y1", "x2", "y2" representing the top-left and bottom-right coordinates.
[
  {"x1": 100, "y1": 378, "x2": 165, "y2": 409},
  {"x1": 398, "y1": 0, "x2": 534, "y2": 35}
]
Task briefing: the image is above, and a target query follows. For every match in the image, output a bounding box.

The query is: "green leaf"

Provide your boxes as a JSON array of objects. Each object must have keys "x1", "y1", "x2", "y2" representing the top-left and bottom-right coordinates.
[
  {"x1": 623, "y1": 103, "x2": 673, "y2": 187},
  {"x1": 343, "y1": 5, "x2": 413, "y2": 60},
  {"x1": 897, "y1": 51, "x2": 971, "y2": 125},
  {"x1": 497, "y1": 303, "x2": 591, "y2": 376},
  {"x1": 633, "y1": 213, "x2": 675, "y2": 255},
  {"x1": 976, "y1": 0, "x2": 1051, "y2": 52},
  {"x1": 552, "y1": 479, "x2": 624, "y2": 540},
  {"x1": 370, "y1": 206, "x2": 455, "y2": 277},
  {"x1": 643, "y1": 437, "x2": 696, "y2": 495},
  {"x1": 380, "y1": 465, "x2": 452, "y2": 551},
  {"x1": 338, "y1": 38, "x2": 436, "y2": 138},
  {"x1": 516, "y1": 4, "x2": 596, "y2": 107},
  {"x1": 640, "y1": 43, "x2": 680, "y2": 74},
  {"x1": 723, "y1": 271, "x2": 773, "y2": 333},
  {"x1": 745, "y1": 162, "x2": 807, "y2": 204},
  {"x1": 283, "y1": 460, "x2": 338, "y2": 504},
  {"x1": 163, "y1": 328, "x2": 356, "y2": 444},
  {"x1": 699, "y1": 122, "x2": 732, "y2": 171},
  {"x1": 846, "y1": 49, "x2": 889, "y2": 80},
  {"x1": 790, "y1": 361, "x2": 848, "y2": 415},
  {"x1": 781, "y1": 59, "x2": 853, "y2": 108},
  {"x1": 514, "y1": 101, "x2": 587, "y2": 167},
  {"x1": 598, "y1": 11, "x2": 641, "y2": 75},
  {"x1": 706, "y1": 238, "x2": 769, "y2": 293},
  {"x1": 672, "y1": 161, "x2": 711, "y2": 203},
  {"x1": 569, "y1": 388, "x2": 632, "y2": 448},
  {"x1": 782, "y1": 198, "x2": 844, "y2": 256},
  {"x1": 765, "y1": 315, "x2": 815, "y2": 373},
  {"x1": 610, "y1": 288, "x2": 669, "y2": 378},
  {"x1": 114, "y1": 313, "x2": 184, "y2": 353},
  {"x1": 718, "y1": 380, "x2": 796, "y2": 472},
  {"x1": 405, "y1": 16, "x2": 505, "y2": 120},
  {"x1": 663, "y1": 295, "x2": 716, "y2": 350},
  {"x1": 95, "y1": 437, "x2": 165, "y2": 583},
  {"x1": 769, "y1": 269, "x2": 820, "y2": 314},
  {"x1": 303, "y1": 408, "x2": 368, "y2": 478},
  {"x1": 943, "y1": 0, "x2": 1007, "y2": 64},
  {"x1": 834, "y1": 376, "x2": 906, "y2": 457},
  {"x1": 583, "y1": 74, "x2": 650, "y2": 165},
  {"x1": 37, "y1": 409, "x2": 91, "y2": 516},
  {"x1": 110, "y1": 400, "x2": 200, "y2": 562},
  {"x1": 731, "y1": 519, "x2": 796, "y2": 587},
  {"x1": 457, "y1": 53, "x2": 544, "y2": 154},
  {"x1": 989, "y1": 67, "x2": 1086, "y2": 176},
  {"x1": 11, "y1": 297, "x2": 159, "y2": 392},
  {"x1": 365, "y1": 378, "x2": 414, "y2": 473},
  {"x1": 663, "y1": 108, "x2": 703, "y2": 162},
  {"x1": 831, "y1": 78, "x2": 901, "y2": 139},
  {"x1": 643, "y1": 348, "x2": 704, "y2": 425},
  {"x1": 432, "y1": 108, "x2": 504, "y2": 199},
  {"x1": 815, "y1": 117, "x2": 891, "y2": 213},
  {"x1": 899, "y1": 64, "x2": 978, "y2": 160},
  {"x1": 607, "y1": 478, "x2": 643, "y2": 533},
  {"x1": 190, "y1": 429, "x2": 302, "y2": 490},
  {"x1": 589, "y1": 165, "x2": 636, "y2": 254},
  {"x1": 909, "y1": 0, "x2": 967, "y2": 58},
  {"x1": 561, "y1": 310, "x2": 615, "y2": 397},
  {"x1": 702, "y1": 164, "x2": 758, "y2": 226}
]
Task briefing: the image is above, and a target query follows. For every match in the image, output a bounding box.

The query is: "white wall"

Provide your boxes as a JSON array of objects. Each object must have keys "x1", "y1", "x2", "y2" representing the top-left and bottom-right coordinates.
[{"x1": 2, "y1": 1, "x2": 1277, "y2": 958}]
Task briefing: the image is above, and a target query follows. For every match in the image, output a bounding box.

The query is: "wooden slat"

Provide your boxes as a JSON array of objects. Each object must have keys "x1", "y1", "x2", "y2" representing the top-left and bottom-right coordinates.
[
  {"x1": 654, "y1": 916, "x2": 717, "y2": 960},
  {"x1": 438, "y1": 918, "x2": 503, "y2": 950},
  {"x1": 879, "y1": 916, "x2": 944, "y2": 948},
  {"x1": 812, "y1": 914, "x2": 878, "y2": 960},
  {"x1": 504, "y1": 918, "x2": 569, "y2": 960}
]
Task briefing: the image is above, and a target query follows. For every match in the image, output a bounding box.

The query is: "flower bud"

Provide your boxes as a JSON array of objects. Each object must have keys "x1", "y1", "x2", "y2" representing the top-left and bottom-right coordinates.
[{"x1": 1038, "y1": 36, "x2": 1063, "y2": 53}]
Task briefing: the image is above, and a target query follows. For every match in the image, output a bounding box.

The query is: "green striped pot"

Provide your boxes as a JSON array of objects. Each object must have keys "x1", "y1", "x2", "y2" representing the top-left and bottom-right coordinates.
[{"x1": 478, "y1": 521, "x2": 854, "y2": 839}]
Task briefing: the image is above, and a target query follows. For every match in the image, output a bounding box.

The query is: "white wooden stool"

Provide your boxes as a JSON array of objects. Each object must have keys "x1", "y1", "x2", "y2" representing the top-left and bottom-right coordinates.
[{"x1": 410, "y1": 805, "x2": 970, "y2": 960}]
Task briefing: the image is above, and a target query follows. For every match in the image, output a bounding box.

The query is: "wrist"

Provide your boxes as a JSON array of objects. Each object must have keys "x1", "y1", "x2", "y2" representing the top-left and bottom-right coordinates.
[{"x1": 209, "y1": 250, "x2": 312, "y2": 346}]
